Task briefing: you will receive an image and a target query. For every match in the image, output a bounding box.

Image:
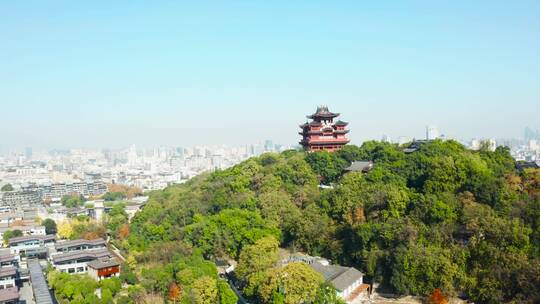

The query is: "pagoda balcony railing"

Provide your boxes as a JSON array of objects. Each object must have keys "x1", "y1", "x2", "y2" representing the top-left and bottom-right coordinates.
[{"x1": 301, "y1": 139, "x2": 350, "y2": 144}]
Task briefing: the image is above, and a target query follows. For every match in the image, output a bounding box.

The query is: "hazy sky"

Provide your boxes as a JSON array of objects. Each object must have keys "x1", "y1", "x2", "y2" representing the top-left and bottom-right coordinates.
[{"x1": 1, "y1": 1, "x2": 539, "y2": 150}]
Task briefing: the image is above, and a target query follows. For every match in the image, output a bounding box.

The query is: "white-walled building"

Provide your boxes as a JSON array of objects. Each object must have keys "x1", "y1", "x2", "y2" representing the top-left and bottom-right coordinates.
[
  {"x1": 55, "y1": 238, "x2": 106, "y2": 253},
  {"x1": 50, "y1": 248, "x2": 114, "y2": 274},
  {"x1": 7, "y1": 235, "x2": 55, "y2": 255},
  {"x1": 426, "y1": 125, "x2": 439, "y2": 140},
  {"x1": 0, "y1": 267, "x2": 16, "y2": 290}
]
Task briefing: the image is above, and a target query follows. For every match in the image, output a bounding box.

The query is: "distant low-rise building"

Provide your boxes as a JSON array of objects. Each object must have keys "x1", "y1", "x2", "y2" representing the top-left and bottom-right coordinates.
[
  {"x1": 0, "y1": 213, "x2": 23, "y2": 226},
  {"x1": 22, "y1": 181, "x2": 107, "y2": 202},
  {"x1": 1, "y1": 191, "x2": 41, "y2": 207}
]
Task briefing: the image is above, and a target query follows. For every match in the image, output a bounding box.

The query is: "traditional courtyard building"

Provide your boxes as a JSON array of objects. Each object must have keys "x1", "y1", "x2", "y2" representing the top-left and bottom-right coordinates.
[
  {"x1": 299, "y1": 106, "x2": 350, "y2": 152},
  {"x1": 87, "y1": 259, "x2": 120, "y2": 281}
]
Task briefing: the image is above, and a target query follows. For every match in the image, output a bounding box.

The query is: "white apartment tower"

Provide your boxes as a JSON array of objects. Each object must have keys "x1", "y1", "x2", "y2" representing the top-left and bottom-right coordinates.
[{"x1": 426, "y1": 125, "x2": 439, "y2": 140}]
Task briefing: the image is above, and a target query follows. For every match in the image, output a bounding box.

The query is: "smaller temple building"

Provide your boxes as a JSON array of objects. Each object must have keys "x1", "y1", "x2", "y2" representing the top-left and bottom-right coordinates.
[
  {"x1": 299, "y1": 106, "x2": 350, "y2": 152},
  {"x1": 87, "y1": 259, "x2": 120, "y2": 281}
]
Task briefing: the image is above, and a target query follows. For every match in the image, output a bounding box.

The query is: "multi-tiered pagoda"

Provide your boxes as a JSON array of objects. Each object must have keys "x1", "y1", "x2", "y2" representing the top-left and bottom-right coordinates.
[{"x1": 299, "y1": 106, "x2": 350, "y2": 152}]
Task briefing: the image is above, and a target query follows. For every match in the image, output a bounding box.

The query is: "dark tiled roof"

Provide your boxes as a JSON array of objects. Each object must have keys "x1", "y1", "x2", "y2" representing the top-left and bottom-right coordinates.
[
  {"x1": 87, "y1": 258, "x2": 120, "y2": 269},
  {"x1": 403, "y1": 148, "x2": 418, "y2": 153},
  {"x1": 0, "y1": 287, "x2": 19, "y2": 302},
  {"x1": 0, "y1": 266, "x2": 16, "y2": 277},
  {"x1": 310, "y1": 261, "x2": 363, "y2": 292},
  {"x1": 307, "y1": 105, "x2": 340, "y2": 119},
  {"x1": 331, "y1": 267, "x2": 364, "y2": 291},
  {"x1": 300, "y1": 121, "x2": 323, "y2": 128},
  {"x1": 28, "y1": 259, "x2": 54, "y2": 304},
  {"x1": 516, "y1": 161, "x2": 540, "y2": 171},
  {"x1": 8, "y1": 235, "x2": 55, "y2": 246},
  {"x1": 310, "y1": 261, "x2": 348, "y2": 281},
  {"x1": 52, "y1": 248, "x2": 112, "y2": 264},
  {"x1": 55, "y1": 238, "x2": 106, "y2": 251},
  {"x1": 0, "y1": 254, "x2": 17, "y2": 263},
  {"x1": 334, "y1": 120, "x2": 348, "y2": 126}
]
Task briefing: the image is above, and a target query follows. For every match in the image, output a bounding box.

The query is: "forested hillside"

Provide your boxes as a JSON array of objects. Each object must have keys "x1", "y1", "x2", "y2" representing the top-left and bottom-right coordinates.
[{"x1": 120, "y1": 140, "x2": 540, "y2": 303}]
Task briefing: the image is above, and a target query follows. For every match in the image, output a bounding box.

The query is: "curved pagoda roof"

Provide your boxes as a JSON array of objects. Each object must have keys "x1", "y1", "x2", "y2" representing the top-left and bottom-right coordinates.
[
  {"x1": 299, "y1": 121, "x2": 323, "y2": 128},
  {"x1": 334, "y1": 120, "x2": 348, "y2": 126},
  {"x1": 307, "y1": 105, "x2": 339, "y2": 119}
]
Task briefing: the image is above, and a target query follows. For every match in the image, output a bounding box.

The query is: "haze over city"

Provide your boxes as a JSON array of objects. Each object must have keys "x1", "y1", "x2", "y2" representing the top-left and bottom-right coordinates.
[{"x1": 1, "y1": 1, "x2": 539, "y2": 150}]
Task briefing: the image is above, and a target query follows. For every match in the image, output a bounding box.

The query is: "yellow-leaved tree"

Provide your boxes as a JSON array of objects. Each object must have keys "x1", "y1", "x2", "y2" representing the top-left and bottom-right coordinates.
[{"x1": 57, "y1": 221, "x2": 73, "y2": 239}]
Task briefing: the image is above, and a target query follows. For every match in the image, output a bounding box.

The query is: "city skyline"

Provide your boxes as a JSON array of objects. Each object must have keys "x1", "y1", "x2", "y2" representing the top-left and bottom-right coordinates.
[
  {"x1": 1, "y1": 124, "x2": 538, "y2": 153},
  {"x1": 1, "y1": 1, "x2": 539, "y2": 149}
]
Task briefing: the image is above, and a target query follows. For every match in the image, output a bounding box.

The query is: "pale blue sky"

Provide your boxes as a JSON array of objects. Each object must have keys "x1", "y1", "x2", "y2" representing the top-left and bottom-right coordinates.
[{"x1": 1, "y1": 1, "x2": 539, "y2": 149}]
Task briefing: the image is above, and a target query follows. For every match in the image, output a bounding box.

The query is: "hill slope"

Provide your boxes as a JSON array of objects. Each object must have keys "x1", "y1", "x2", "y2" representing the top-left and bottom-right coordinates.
[{"x1": 124, "y1": 141, "x2": 540, "y2": 303}]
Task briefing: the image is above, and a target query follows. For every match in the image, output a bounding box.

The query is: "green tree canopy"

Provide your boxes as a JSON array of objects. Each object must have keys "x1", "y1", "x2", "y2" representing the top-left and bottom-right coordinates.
[
  {"x1": 0, "y1": 184, "x2": 13, "y2": 191},
  {"x1": 43, "y1": 218, "x2": 57, "y2": 235},
  {"x1": 258, "y1": 262, "x2": 324, "y2": 304},
  {"x1": 3, "y1": 229, "x2": 23, "y2": 245},
  {"x1": 183, "y1": 209, "x2": 281, "y2": 259}
]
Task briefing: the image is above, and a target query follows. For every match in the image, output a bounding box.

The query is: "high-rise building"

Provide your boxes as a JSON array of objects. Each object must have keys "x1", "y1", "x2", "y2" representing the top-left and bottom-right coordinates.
[
  {"x1": 127, "y1": 145, "x2": 138, "y2": 166},
  {"x1": 299, "y1": 106, "x2": 350, "y2": 152},
  {"x1": 525, "y1": 127, "x2": 540, "y2": 141},
  {"x1": 398, "y1": 136, "x2": 411, "y2": 145},
  {"x1": 426, "y1": 125, "x2": 439, "y2": 140},
  {"x1": 528, "y1": 140, "x2": 539, "y2": 152},
  {"x1": 487, "y1": 139, "x2": 497, "y2": 152},
  {"x1": 264, "y1": 140, "x2": 274, "y2": 152},
  {"x1": 470, "y1": 139, "x2": 481, "y2": 150},
  {"x1": 175, "y1": 147, "x2": 184, "y2": 157},
  {"x1": 25, "y1": 147, "x2": 33, "y2": 160}
]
